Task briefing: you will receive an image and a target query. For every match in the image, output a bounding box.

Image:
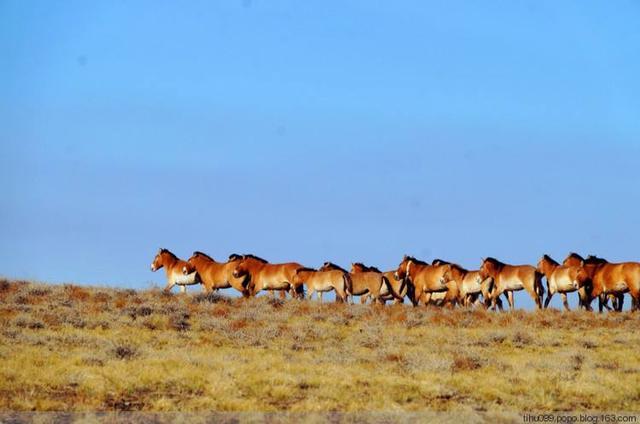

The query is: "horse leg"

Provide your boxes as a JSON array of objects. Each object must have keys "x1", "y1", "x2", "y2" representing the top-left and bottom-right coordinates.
[
  {"x1": 506, "y1": 291, "x2": 515, "y2": 310},
  {"x1": 560, "y1": 292, "x2": 570, "y2": 311},
  {"x1": 179, "y1": 285, "x2": 187, "y2": 294},
  {"x1": 164, "y1": 281, "x2": 176, "y2": 293},
  {"x1": 318, "y1": 291, "x2": 323, "y2": 303},
  {"x1": 616, "y1": 294, "x2": 624, "y2": 312},
  {"x1": 544, "y1": 289, "x2": 554, "y2": 309},
  {"x1": 360, "y1": 294, "x2": 370, "y2": 304},
  {"x1": 335, "y1": 286, "x2": 347, "y2": 303}
]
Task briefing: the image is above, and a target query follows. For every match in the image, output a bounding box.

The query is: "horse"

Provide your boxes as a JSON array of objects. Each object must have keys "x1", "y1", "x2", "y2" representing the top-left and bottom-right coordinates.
[
  {"x1": 292, "y1": 267, "x2": 349, "y2": 302},
  {"x1": 393, "y1": 256, "x2": 453, "y2": 307},
  {"x1": 479, "y1": 257, "x2": 544, "y2": 310},
  {"x1": 536, "y1": 254, "x2": 589, "y2": 311},
  {"x1": 319, "y1": 262, "x2": 392, "y2": 304},
  {"x1": 436, "y1": 261, "x2": 493, "y2": 308},
  {"x1": 350, "y1": 262, "x2": 406, "y2": 304},
  {"x1": 150, "y1": 248, "x2": 200, "y2": 293},
  {"x1": 183, "y1": 251, "x2": 250, "y2": 297},
  {"x1": 232, "y1": 255, "x2": 304, "y2": 298},
  {"x1": 562, "y1": 253, "x2": 619, "y2": 311},
  {"x1": 590, "y1": 259, "x2": 640, "y2": 312}
]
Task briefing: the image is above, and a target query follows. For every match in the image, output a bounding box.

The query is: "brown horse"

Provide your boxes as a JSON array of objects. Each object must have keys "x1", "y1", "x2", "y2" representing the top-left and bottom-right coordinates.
[
  {"x1": 350, "y1": 263, "x2": 406, "y2": 304},
  {"x1": 479, "y1": 257, "x2": 544, "y2": 310},
  {"x1": 183, "y1": 252, "x2": 250, "y2": 297},
  {"x1": 590, "y1": 259, "x2": 640, "y2": 312},
  {"x1": 393, "y1": 256, "x2": 453, "y2": 307},
  {"x1": 319, "y1": 262, "x2": 391, "y2": 304},
  {"x1": 292, "y1": 267, "x2": 349, "y2": 302},
  {"x1": 435, "y1": 260, "x2": 493, "y2": 308},
  {"x1": 232, "y1": 255, "x2": 304, "y2": 298},
  {"x1": 150, "y1": 248, "x2": 200, "y2": 293},
  {"x1": 562, "y1": 253, "x2": 619, "y2": 311},
  {"x1": 537, "y1": 254, "x2": 589, "y2": 310}
]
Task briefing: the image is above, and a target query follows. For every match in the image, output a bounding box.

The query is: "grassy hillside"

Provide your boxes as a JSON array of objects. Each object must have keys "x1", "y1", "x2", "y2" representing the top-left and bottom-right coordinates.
[{"x1": 1, "y1": 279, "x2": 639, "y2": 414}]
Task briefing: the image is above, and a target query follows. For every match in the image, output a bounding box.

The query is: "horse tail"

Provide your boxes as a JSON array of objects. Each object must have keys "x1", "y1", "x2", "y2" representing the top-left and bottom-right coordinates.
[
  {"x1": 343, "y1": 273, "x2": 353, "y2": 296},
  {"x1": 534, "y1": 271, "x2": 545, "y2": 301},
  {"x1": 382, "y1": 275, "x2": 404, "y2": 301}
]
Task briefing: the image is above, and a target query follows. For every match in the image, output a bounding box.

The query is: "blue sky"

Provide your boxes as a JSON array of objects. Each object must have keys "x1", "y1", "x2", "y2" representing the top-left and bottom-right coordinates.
[{"x1": 1, "y1": 1, "x2": 639, "y2": 308}]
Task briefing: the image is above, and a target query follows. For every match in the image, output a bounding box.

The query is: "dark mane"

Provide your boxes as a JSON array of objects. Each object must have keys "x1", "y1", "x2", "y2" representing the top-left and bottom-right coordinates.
[
  {"x1": 296, "y1": 267, "x2": 316, "y2": 274},
  {"x1": 353, "y1": 262, "x2": 381, "y2": 272},
  {"x1": 159, "y1": 248, "x2": 177, "y2": 258},
  {"x1": 193, "y1": 251, "x2": 216, "y2": 261},
  {"x1": 243, "y1": 254, "x2": 269, "y2": 263},
  {"x1": 585, "y1": 255, "x2": 607, "y2": 264},
  {"x1": 450, "y1": 263, "x2": 468, "y2": 273},
  {"x1": 565, "y1": 252, "x2": 584, "y2": 261},
  {"x1": 403, "y1": 255, "x2": 430, "y2": 266},
  {"x1": 484, "y1": 257, "x2": 504, "y2": 266},
  {"x1": 228, "y1": 253, "x2": 268, "y2": 263},
  {"x1": 432, "y1": 258, "x2": 450, "y2": 266},
  {"x1": 322, "y1": 261, "x2": 348, "y2": 273}
]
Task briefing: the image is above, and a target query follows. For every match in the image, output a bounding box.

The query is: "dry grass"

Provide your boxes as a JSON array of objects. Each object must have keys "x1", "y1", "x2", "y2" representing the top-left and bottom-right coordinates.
[{"x1": 1, "y1": 279, "x2": 639, "y2": 413}]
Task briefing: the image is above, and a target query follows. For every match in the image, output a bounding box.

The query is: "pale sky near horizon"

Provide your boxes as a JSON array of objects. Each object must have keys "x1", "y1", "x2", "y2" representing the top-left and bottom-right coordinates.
[{"x1": 1, "y1": 1, "x2": 639, "y2": 309}]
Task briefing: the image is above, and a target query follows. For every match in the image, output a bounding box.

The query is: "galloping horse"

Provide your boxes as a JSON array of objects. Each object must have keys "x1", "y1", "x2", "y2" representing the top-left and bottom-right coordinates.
[
  {"x1": 350, "y1": 262, "x2": 406, "y2": 304},
  {"x1": 232, "y1": 255, "x2": 304, "y2": 298},
  {"x1": 319, "y1": 262, "x2": 391, "y2": 304},
  {"x1": 150, "y1": 248, "x2": 200, "y2": 293},
  {"x1": 393, "y1": 256, "x2": 453, "y2": 307},
  {"x1": 183, "y1": 251, "x2": 250, "y2": 297},
  {"x1": 292, "y1": 267, "x2": 350, "y2": 302},
  {"x1": 536, "y1": 255, "x2": 589, "y2": 310},
  {"x1": 479, "y1": 257, "x2": 544, "y2": 310}
]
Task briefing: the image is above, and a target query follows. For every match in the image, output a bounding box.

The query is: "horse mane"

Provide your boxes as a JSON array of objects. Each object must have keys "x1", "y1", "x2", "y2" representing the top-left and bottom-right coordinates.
[
  {"x1": 228, "y1": 253, "x2": 268, "y2": 263},
  {"x1": 484, "y1": 257, "x2": 504, "y2": 267},
  {"x1": 242, "y1": 254, "x2": 268, "y2": 263},
  {"x1": 403, "y1": 255, "x2": 430, "y2": 266},
  {"x1": 159, "y1": 248, "x2": 177, "y2": 258},
  {"x1": 450, "y1": 263, "x2": 468, "y2": 274},
  {"x1": 296, "y1": 267, "x2": 316, "y2": 274},
  {"x1": 432, "y1": 258, "x2": 450, "y2": 266},
  {"x1": 585, "y1": 255, "x2": 607, "y2": 264},
  {"x1": 323, "y1": 261, "x2": 348, "y2": 273},
  {"x1": 353, "y1": 262, "x2": 381, "y2": 272},
  {"x1": 542, "y1": 254, "x2": 559, "y2": 266},
  {"x1": 565, "y1": 252, "x2": 584, "y2": 261},
  {"x1": 193, "y1": 251, "x2": 215, "y2": 261}
]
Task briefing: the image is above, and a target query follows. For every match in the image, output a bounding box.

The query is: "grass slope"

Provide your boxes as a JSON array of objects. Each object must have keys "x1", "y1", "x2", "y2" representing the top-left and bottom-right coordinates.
[{"x1": 0, "y1": 279, "x2": 639, "y2": 413}]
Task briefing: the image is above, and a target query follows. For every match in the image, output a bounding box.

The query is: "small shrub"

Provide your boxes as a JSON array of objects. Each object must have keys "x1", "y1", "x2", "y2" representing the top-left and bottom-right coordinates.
[
  {"x1": 111, "y1": 343, "x2": 139, "y2": 360},
  {"x1": 451, "y1": 355, "x2": 482, "y2": 372}
]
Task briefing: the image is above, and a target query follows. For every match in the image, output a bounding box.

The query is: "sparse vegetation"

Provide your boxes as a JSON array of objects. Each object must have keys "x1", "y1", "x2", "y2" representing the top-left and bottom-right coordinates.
[{"x1": 1, "y1": 279, "x2": 639, "y2": 413}]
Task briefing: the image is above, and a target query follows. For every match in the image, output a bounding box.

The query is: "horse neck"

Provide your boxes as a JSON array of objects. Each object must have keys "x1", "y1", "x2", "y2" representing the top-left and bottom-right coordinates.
[
  {"x1": 540, "y1": 258, "x2": 557, "y2": 276},
  {"x1": 161, "y1": 254, "x2": 179, "y2": 274}
]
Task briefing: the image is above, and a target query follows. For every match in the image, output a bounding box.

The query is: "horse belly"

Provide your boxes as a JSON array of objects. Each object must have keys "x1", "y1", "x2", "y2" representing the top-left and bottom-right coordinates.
[
  {"x1": 501, "y1": 277, "x2": 524, "y2": 291},
  {"x1": 173, "y1": 271, "x2": 199, "y2": 286},
  {"x1": 261, "y1": 274, "x2": 290, "y2": 290},
  {"x1": 462, "y1": 277, "x2": 481, "y2": 295},
  {"x1": 608, "y1": 281, "x2": 629, "y2": 293},
  {"x1": 314, "y1": 280, "x2": 336, "y2": 292},
  {"x1": 553, "y1": 275, "x2": 578, "y2": 293}
]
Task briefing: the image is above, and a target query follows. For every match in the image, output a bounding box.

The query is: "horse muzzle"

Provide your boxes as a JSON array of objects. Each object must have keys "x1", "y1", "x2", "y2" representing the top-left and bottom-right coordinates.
[
  {"x1": 182, "y1": 266, "x2": 189, "y2": 275},
  {"x1": 150, "y1": 265, "x2": 156, "y2": 272}
]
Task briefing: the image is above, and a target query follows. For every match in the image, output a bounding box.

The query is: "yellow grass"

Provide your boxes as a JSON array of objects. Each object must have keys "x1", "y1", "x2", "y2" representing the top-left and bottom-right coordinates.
[{"x1": 1, "y1": 279, "x2": 639, "y2": 414}]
